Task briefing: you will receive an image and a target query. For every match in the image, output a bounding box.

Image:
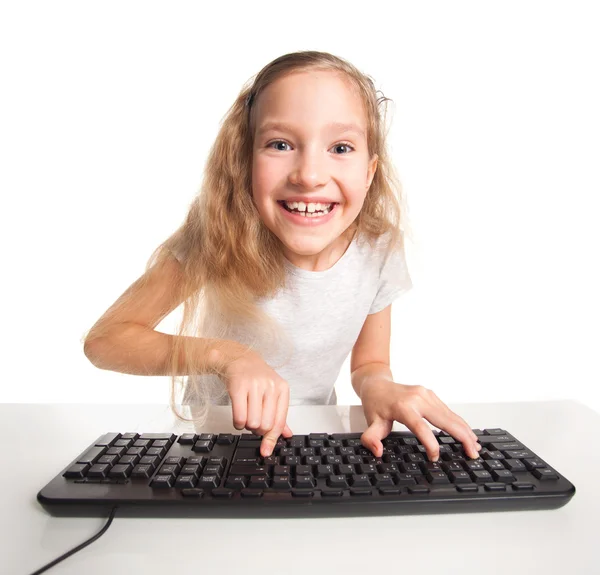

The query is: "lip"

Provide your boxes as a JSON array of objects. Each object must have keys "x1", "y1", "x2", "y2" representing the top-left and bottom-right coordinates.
[
  {"x1": 277, "y1": 200, "x2": 338, "y2": 226},
  {"x1": 279, "y1": 197, "x2": 339, "y2": 204}
]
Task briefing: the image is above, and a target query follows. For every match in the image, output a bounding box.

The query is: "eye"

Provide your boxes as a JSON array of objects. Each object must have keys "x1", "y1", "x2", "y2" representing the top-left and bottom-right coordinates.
[
  {"x1": 266, "y1": 140, "x2": 355, "y2": 154},
  {"x1": 268, "y1": 140, "x2": 291, "y2": 152},
  {"x1": 333, "y1": 143, "x2": 355, "y2": 154}
]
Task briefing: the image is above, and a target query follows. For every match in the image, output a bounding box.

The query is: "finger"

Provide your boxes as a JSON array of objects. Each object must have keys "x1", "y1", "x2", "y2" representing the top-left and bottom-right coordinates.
[
  {"x1": 404, "y1": 416, "x2": 440, "y2": 462},
  {"x1": 278, "y1": 384, "x2": 292, "y2": 437},
  {"x1": 361, "y1": 417, "x2": 393, "y2": 458},
  {"x1": 429, "y1": 395, "x2": 480, "y2": 454},
  {"x1": 261, "y1": 391, "x2": 288, "y2": 457},
  {"x1": 231, "y1": 388, "x2": 249, "y2": 431},
  {"x1": 430, "y1": 395, "x2": 478, "y2": 439},
  {"x1": 425, "y1": 407, "x2": 481, "y2": 459},
  {"x1": 246, "y1": 386, "x2": 262, "y2": 432},
  {"x1": 260, "y1": 389, "x2": 277, "y2": 434}
]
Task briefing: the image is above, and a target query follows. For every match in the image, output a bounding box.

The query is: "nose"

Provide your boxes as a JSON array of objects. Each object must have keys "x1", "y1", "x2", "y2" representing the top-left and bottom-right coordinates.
[{"x1": 288, "y1": 147, "x2": 328, "y2": 190}]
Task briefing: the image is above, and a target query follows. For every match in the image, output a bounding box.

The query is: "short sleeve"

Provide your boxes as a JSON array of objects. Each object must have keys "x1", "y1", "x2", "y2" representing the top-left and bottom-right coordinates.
[
  {"x1": 169, "y1": 244, "x2": 185, "y2": 264},
  {"x1": 165, "y1": 233, "x2": 187, "y2": 264},
  {"x1": 368, "y1": 239, "x2": 413, "y2": 314}
]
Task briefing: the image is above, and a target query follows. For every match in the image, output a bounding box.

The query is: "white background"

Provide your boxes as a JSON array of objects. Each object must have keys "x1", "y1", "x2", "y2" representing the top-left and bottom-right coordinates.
[{"x1": 1, "y1": 1, "x2": 598, "y2": 414}]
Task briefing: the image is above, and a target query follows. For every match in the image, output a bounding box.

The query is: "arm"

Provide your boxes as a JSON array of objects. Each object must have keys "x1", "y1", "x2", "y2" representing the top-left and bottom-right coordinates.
[
  {"x1": 350, "y1": 304, "x2": 394, "y2": 400},
  {"x1": 83, "y1": 254, "x2": 246, "y2": 376},
  {"x1": 351, "y1": 304, "x2": 481, "y2": 461}
]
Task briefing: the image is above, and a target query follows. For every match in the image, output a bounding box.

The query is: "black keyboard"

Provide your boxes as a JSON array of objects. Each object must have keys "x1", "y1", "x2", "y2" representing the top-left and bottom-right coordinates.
[{"x1": 37, "y1": 428, "x2": 576, "y2": 518}]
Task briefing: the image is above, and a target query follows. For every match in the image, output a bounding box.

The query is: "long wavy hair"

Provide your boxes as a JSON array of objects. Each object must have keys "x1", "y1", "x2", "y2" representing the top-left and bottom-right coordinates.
[{"x1": 86, "y1": 50, "x2": 413, "y2": 426}]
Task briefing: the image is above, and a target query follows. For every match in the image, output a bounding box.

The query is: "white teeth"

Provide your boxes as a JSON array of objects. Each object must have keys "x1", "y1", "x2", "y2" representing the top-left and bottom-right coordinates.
[{"x1": 283, "y1": 201, "x2": 334, "y2": 213}]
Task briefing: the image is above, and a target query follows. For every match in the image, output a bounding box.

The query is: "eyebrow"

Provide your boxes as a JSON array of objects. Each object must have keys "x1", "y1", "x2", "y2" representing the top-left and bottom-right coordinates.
[{"x1": 257, "y1": 121, "x2": 366, "y2": 139}]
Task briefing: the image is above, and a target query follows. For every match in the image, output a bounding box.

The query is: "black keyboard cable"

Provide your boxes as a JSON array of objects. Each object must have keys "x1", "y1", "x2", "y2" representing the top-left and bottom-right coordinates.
[{"x1": 28, "y1": 506, "x2": 119, "y2": 575}]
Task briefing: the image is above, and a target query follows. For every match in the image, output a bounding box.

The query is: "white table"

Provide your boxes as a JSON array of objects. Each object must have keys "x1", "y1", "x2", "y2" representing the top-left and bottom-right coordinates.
[{"x1": 3, "y1": 400, "x2": 597, "y2": 575}]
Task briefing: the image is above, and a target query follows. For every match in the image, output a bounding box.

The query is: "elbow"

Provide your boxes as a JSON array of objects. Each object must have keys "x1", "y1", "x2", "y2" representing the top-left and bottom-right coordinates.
[{"x1": 83, "y1": 337, "x2": 109, "y2": 370}]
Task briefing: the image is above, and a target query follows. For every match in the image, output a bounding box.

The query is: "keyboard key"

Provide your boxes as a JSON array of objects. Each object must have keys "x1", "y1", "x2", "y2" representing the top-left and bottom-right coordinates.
[
  {"x1": 133, "y1": 439, "x2": 152, "y2": 448},
  {"x1": 248, "y1": 475, "x2": 270, "y2": 489},
  {"x1": 295, "y1": 465, "x2": 312, "y2": 476},
  {"x1": 396, "y1": 473, "x2": 417, "y2": 485},
  {"x1": 471, "y1": 470, "x2": 493, "y2": 483},
  {"x1": 321, "y1": 489, "x2": 344, "y2": 497},
  {"x1": 448, "y1": 471, "x2": 472, "y2": 483},
  {"x1": 492, "y1": 470, "x2": 516, "y2": 483},
  {"x1": 426, "y1": 471, "x2": 451, "y2": 484},
  {"x1": 484, "y1": 459, "x2": 505, "y2": 471},
  {"x1": 407, "y1": 486, "x2": 430, "y2": 495},
  {"x1": 225, "y1": 476, "x2": 247, "y2": 490},
  {"x1": 327, "y1": 475, "x2": 349, "y2": 488},
  {"x1": 317, "y1": 465, "x2": 334, "y2": 477},
  {"x1": 216, "y1": 434, "x2": 235, "y2": 445},
  {"x1": 204, "y1": 465, "x2": 223, "y2": 477},
  {"x1": 512, "y1": 482, "x2": 535, "y2": 490},
  {"x1": 272, "y1": 475, "x2": 292, "y2": 490},
  {"x1": 295, "y1": 476, "x2": 316, "y2": 488},
  {"x1": 178, "y1": 434, "x2": 197, "y2": 445},
  {"x1": 77, "y1": 446, "x2": 106, "y2": 465},
  {"x1": 483, "y1": 428, "x2": 507, "y2": 435},
  {"x1": 524, "y1": 458, "x2": 546, "y2": 470},
  {"x1": 175, "y1": 475, "x2": 197, "y2": 488},
  {"x1": 181, "y1": 464, "x2": 201, "y2": 477},
  {"x1": 181, "y1": 488, "x2": 204, "y2": 498},
  {"x1": 484, "y1": 482, "x2": 507, "y2": 491},
  {"x1": 212, "y1": 488, "x2": 234, "y2": 498},
  {"x1": 108, "y1": 464, "x2": 132, "y2": 478},
  {"x1": 229, "y1": 465, "x2": 267, "y2": 476},
  {"x1": 477, "y1": 435, "x2": 512, "y2": 444},
  {"x1": 94, "y1": 433, "x2": 121, "y2": 447},
  {"x1": 504, "y1": 459, "x2": 527, "y2": 472},
  {"x1": 63, "y1": 464, "x2": 89, "y2": 478},
  {"x1": 379, "y1": 487, "x2": 401, "y2": 495},
  {"x1": 241, "y1": 489, "x2": 263, "y2": 498},
  {"x1": 456, "y1": 484, "x2": 478, "y2": 492},
  {"x1": 140, "y1": 433, "x2": 176, "y2": 442},
  {"x1": 350, "y1": 474, "x2": 371, "y2": 488},
  {"x1": 193, "y1": 440, "x2": 213, "y2": 453},
  {"x1": 490, "y1": 442, "x2": 523, "y2": 451},
  {"x1": 505, "y1": 450, "x2": 534, "y2": 459},
  {"x1": 292, "y1": 490, "x2": 314, "y2": 497},
  {"x1": 197, "y1": 475, "x2": 220, "y2": 489},
  {"x1": 150, "y1": 475, "x2": 174, "y2": 488},
  {"x1": 373, "y1": 474, "x2": 395, "y2": 487},
  {"x1": 533, "y1": 468, "x2": 559, "y2": 480},
  {"x1": 350, "y1": 488, "x2": 372, "y2": 496},
  {"x1": 88, "y1": 464, "x2": 110, "y2": 478},
  {"x1": 131, "y1": 464, "x2": 153, "y2": 478}
]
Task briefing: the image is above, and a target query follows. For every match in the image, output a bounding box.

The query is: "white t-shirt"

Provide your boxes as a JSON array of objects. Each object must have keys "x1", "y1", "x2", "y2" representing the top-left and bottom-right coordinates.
[{"x1": 176, "y1": 230, "x2": 412, "y2": 406}]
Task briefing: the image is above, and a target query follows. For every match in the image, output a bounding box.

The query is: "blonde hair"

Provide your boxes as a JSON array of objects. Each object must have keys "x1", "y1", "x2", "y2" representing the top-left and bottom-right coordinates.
[{"x1": 90, "y1": 50, "x2": 413, "y2": 426}]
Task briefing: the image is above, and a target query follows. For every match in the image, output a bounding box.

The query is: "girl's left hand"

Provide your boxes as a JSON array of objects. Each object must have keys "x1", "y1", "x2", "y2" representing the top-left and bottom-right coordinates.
[{"x1": 359, "y1": 380, "x2": 481, "y2": 461}]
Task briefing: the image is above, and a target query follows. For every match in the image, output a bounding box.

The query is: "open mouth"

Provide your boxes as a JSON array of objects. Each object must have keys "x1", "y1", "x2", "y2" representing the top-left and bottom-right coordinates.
[{"x1": 277, "y1": 201, "x2": 338, "y2": 217}]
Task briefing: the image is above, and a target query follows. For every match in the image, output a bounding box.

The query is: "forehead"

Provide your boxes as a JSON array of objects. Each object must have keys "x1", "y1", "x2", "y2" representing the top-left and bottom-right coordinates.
[{"x1": 253, "y1": 70, "x2": 367, "y2": 136}]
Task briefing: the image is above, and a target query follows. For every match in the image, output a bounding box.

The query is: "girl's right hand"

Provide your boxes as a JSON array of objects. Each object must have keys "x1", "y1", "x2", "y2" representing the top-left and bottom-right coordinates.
[{"x1": 222, "y1": 349, "x2": 293, "y2": 457}]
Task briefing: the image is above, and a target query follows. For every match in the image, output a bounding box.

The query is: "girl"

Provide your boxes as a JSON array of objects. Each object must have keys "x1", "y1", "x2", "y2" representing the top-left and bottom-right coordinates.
[{"x1": 83, "y1": 50, "x2": 482, "y2": 463}]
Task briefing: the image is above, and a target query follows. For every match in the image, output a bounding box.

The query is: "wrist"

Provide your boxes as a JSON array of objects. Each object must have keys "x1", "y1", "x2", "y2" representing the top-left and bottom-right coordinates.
[
  {"x1": 359, "y1": 377, "x2": 394, "y2": 402},
  {"x1": 206, "y1": 339, "x2": 253, "y2": 376},
  {"x1": 351, "y1": 362, "x2": 394, "y2": 401}
]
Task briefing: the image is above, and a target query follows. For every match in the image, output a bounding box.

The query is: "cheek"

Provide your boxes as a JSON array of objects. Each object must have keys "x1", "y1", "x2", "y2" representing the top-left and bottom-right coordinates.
[{"x1": 252, "y1": 158, "x2": 278, "y2": 193}]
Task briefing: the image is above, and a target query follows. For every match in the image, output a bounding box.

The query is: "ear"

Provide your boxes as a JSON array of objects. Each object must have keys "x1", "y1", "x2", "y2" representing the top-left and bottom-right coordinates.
[{"x1": 367, "y1": 153, "x2": 378, "y2": 189}]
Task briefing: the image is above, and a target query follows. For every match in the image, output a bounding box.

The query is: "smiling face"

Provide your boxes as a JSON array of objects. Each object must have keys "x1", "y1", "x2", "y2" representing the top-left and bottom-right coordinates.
[{"x1": 251, "y1": 70, "x2": 378, "y2": 271}]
